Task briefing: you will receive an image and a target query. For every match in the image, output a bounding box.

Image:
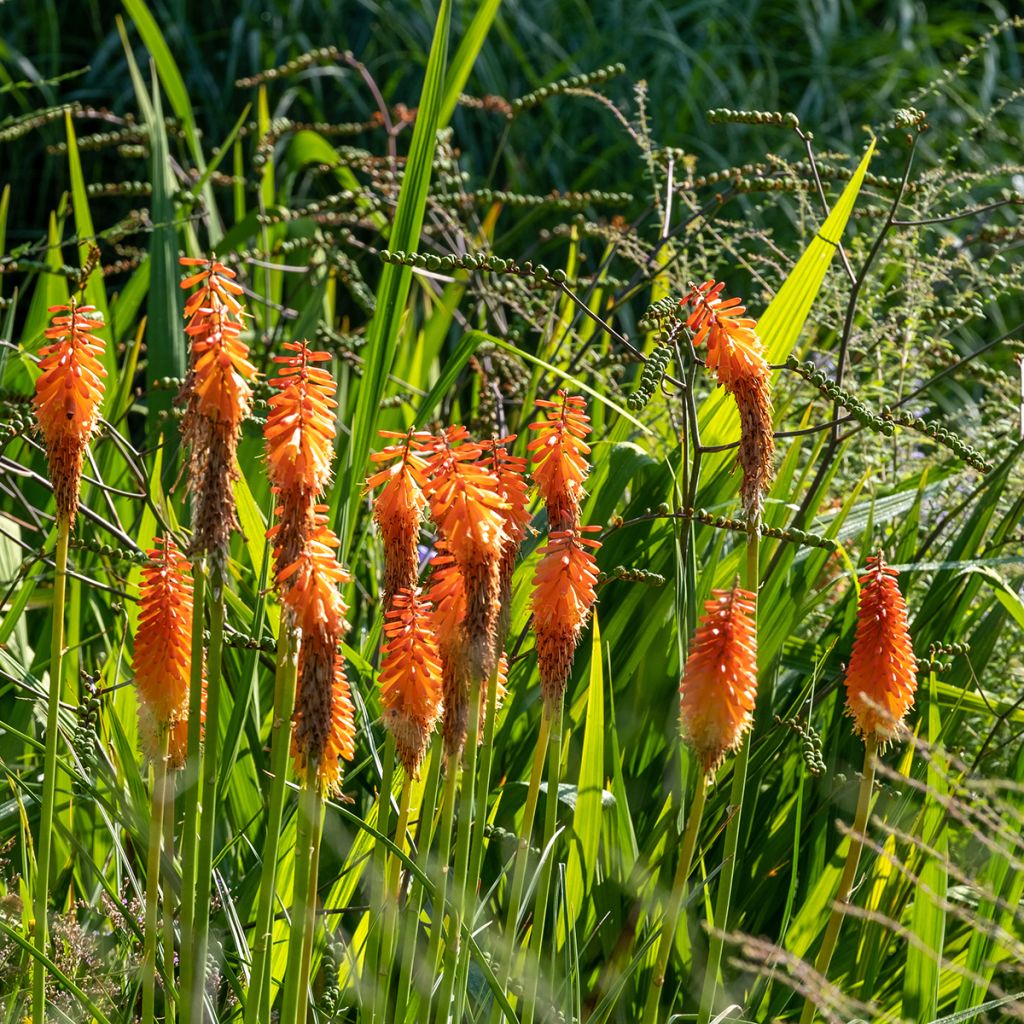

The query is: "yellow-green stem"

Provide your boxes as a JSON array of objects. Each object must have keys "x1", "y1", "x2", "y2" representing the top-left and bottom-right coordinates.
[
  {"x1": 178, "y1": 560, "x2": 207, "y2": 1023},
  {"x1": 425, "y1": 755, "x2": 459, "y2": 1021},
  {"x1": 521, "y1": 695, "x2": 564, "y2": 1024},
  {"x1": 369, "y1": 734, "x2": 396, "y2": 1022},
  {"x1": 187, "y1": 557, "x2": 226, "y2": 1024},
  {"x1": 280, "y1": 782, "x2": 320, "y2": 1024},
  {"x1": 798, "y1": 738, "x2": 877, "y2": 1024},
  {"x1": 32, "y1": 517, "x2": 70, "y2": 1024},
  {"x1": 298, "y1": 797, "x2": 323, "y2": 1024},
  {"x1": 697, "y1": 527, "x2": 759, "y2": 1024},
  {"x1": 435, "y1": 673, "x2": 482, "y2": 1024},
  {"x1": 641, "y1": 770, "x2": 708, "y2": 1024},
  {"x1": 143, "y1": 731, "x2": 170, "y2": 1024},
  {"x1": 245, "y1": 626, "x2": 297, "y2": 1024},
  {"x1": 378, "y1": 774, "x2": 413, "y2": 1024},
  {"x1": 162, "y1": 767, "x2": 177, "y2": 1024}
]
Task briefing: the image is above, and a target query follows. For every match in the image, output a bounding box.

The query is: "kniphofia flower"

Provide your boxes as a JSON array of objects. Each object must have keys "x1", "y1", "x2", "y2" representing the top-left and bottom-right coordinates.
[
  {"x1": 134, "y1": 537, "x2": 202, "y2": 766},
  {"x1": 683, "y1": 281, "x2": 775, "y2": 524},
  {"x1": 844, "y1": 553, "x2": 918, "y2": 742},
  {"x1": 365, "y1": 430, "x2": 431, "y2": 606},
  {"x1": 527, "y1": 392, "x2": 591, "y2": 532},
  {"x1": 530, "y1": 526, "x2": 601, "y2": 707},
  {"x1": 679, "y1": 585, "x2": 758, "y2": 773},
  {"x1": 32, "y1": 301, "x2": 107, "y2": 524},
  {"x1": 379, "y1": 587, "x2": 444, "y2": 774}
]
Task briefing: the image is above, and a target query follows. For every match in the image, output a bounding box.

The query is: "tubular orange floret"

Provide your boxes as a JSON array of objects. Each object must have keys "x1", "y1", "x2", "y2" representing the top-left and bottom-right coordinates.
[
  {"x1": 844, "y1": 553, "x2": 918, "y2": 742},
  {"x1": 275, "y1": 514, "x2": 351, "y2": 639},
  {"x1": 379, "y1": 587, "x2": 444, "y2": 775},
  {"x1": 365, "y1": 430, "x2": 432, "y2": 606},
  {"x1": 133, "y1": 537, "x2": 202, "y2": 766},
  {"x1": 682, "y1": 280, "x2": 775, "y2": 523},
  {"x1": 527, "y1": 392, "x2": 591, "y2": 532},
  {"x1": 679, "y1": 585, "x2": 759, "y2": 774},
  {"x1": 531, "y1": 526, "x2": 602, "y2": 707},
  {"x1": 179, "y1": 256, "x2": 245, "y2": 323},
  {"x1": 32, "y1": 301, "x2": 107, "y2": 523}
]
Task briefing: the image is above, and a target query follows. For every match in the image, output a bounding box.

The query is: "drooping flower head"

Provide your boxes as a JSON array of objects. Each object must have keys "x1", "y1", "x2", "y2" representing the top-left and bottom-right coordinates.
[
  {"x1": 682, "y1": 281, "x2": 775, "y2": 525},
  {"x1": 844, "y1": 553, "x2": 918, "y2": 743},
  {"x1": 379, "y1": 587, "x2": 444, "y2": 775},
  {"x1": 177, "y1": 256, "x2": 256, "y2": 557},
  {"x1": 264, "y1": 342, "x2": 338, "y2": 578},
  {"x1": 530, "y1": 526, "x2": 601, "y2": 708},
  {"x1": 32, "y1": 301, "x2": 107, "y2": 524},
  {"x1": 133, "y1": 537, "x2": 203, "y2": 767},
  {"x1": 365, "y1": 430, "x2": 431, "y2": 606},
  {"x1": 527, "y1": 392, "x2": 591, "y2": 532},
  {"x1": 679, "y1": 585, "x2": 758, "y2": 774}
]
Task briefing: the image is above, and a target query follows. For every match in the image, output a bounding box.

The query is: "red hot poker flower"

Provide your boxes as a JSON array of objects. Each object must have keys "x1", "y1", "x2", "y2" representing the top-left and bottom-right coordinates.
[
  {"x1": 527, "y1": 392, "x2": 591, "y2": 532},
  {"x1": 844, "y1": 553, "x2": 918, "y2": 742},
  {"x1": 531, "y1": 526, "x2": 601, "y2": 707},
  {"x1": 679, "y1": 585, "x2": 758, "y2": 774},
  {"x1": 33, "y1": 301, "x2": 107, "y2": 523},
  {"x1": 379, "y1": 587, "x2": 444, "y2": 775}
]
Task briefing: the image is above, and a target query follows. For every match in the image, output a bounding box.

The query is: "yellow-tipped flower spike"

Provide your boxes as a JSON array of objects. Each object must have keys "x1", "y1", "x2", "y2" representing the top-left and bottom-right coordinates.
[
  {"x1": 679, "y1": 586, "x2": 758, "y2": 774},
  {"x1": 32, "y1": 301, "x2": 107, "y2": 524},
  {"x1": 844, "y1": 553, "x2": 918, "y2": 742}
]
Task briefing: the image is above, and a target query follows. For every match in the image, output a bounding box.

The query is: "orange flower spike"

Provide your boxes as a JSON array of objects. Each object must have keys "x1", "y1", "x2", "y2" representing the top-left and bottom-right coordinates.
[
  {"x1": 276, "y1": 516, "x2": 351, "y2": 638},
  {"x1": 33, "y1": 301, "x2": 107, "y2": 523},
  {"x1": 379, "y1": 587, "x2": 444, "y2": 774},
  {"x1": 179, "y1": 256, "x2": 245, "y2": 322},
  {"x1": 844, "y1": 553, "x2": 918, "y2": 742},
  {"x1": 264, "y1": 341, "x2": 338, "y2": 497},
  {"x1": 530, "y1": 527, "x2": 602, "y2": 707},
  {"x1": 679, "y1": 585, "x2": 759, "y2": 773},
  {"x1": 527, "y1": 392, "x2": 591, "y2": 532},
  {"x1": 184, "y1": 301, "x2": 256, "y2": 430},
  {"x1": 365, "y1": 430, "x2": 432, "y2": 604},
  {"x1": 133, "y1": 537, "x2": 199, "y2": 765},
  {"x1": 683, "y1": 280, "x2": 768, "y2": 386}
]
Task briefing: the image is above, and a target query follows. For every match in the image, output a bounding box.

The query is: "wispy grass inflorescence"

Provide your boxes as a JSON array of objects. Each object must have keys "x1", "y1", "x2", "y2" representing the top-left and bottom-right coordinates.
[
  {"x1": 177, "y1": 256, "x2": 256, "y2": 556},
  {"x1": 679, "y1": 585, "x2": 759, "y2": 773},
  {"x1": 134, "y1": 536, "x2": 203, "y2": 766},
  {"x1": 33, "y1": 300, "x2": 107, "y2": 524},
  {"x1": 683, "y1": 280, "x2": 774, "y2": 524},
  {"x1": 844, "y1": 553, "x2": 919, "y2": 742}
]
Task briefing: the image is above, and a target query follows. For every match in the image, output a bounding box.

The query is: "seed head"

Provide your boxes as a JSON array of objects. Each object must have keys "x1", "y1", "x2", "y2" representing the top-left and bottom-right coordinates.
[
  {"x1": 844, "y1": 553, "x2": 918, "y2": 742},
  {"x1": 32, "y1": 301, "x2": 107, "y2": 524},
  {"x1": 679, "y1": 585, "x2": 758, "y2": 774}
]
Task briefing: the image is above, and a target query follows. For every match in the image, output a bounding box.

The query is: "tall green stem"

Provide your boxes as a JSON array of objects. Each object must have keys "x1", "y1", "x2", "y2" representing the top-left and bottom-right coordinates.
[
  {"x1": 179, "y1": 561, "x2": 207, "y2": 1023},
  {"x1": 245, "y1": 625, "x2": 297, "y2": 1024},
  {"x1": 798, "y1": 738, "x2": 877, "y2": 1024},
  {"x1": 369, "y1": 735, "x2": 395, "y2": 1022},
  {"x1": 280, "y1": 782, "x2": 321, "y2": 1024},
  {"x1": 187, "y1": 556, "x2": 227, "y2": 1024},
  {"x1": 143, "y1": 732, "x2": 170, "y2": 1024},
  {"x1": 163, "y1": 767, "x2": 178, "y2": 1024},
  {"x1": 641, "y1": 770, "x2": 708, "y2": 1024},
  {"x1": 378, "y1": 775, "x2": 413, "y2": 1024},
  {"x1": 521, "y1": 696, "x2": 564, "y2": 1024},
  {"x1": 426, "y1": 756, "x2": 458, "y2": 1021},
  {"x1": 697, "y1": 528, "x2": 759, "y2": 1024},
  {"x1": 32, "y1": 519, "x2": 70, "y2": 1024},
  {"x1": 435, "y1": 674, "x2": 482, "y2": 1024}
]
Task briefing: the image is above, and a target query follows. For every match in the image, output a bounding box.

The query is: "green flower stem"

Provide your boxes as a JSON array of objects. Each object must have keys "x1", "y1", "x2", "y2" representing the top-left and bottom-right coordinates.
[
  {"x1": 697, "y1": 527, "x2": 759, "y2": 1024},
  {"x1": 521, "y1": 695, "x2": 564, "y2": 1024},
  {"x1": 798, "y1": 737, "x2": 877, "y2": 1024},
  {"x1": 178, "y1": 560, "x2": 207, "y2": 1024},
  {"x1": 187, "y1": 556, "x2": 227, "y2": 1024},
  {"x1": 280, "y1": 782, "x2": 321, "y2": 1024},
  {"x1": 435, "y1": 672, "x2": 482, "y2": 1024},
  {"x1": 369, "y1": 733, "x2": 395, "y2": 1022},
  {"x1": 426, "y1": 750, "x2": 459, "y2": 1021},
  {"x1": 641, "y1": 770, "x2": 708, "y2": 1024},
  {"x1": 244, "y1": 624, "x2": 297, "y2": 1024},
  {"x1": 162, "y1": 765, "x2": 178, "y2": 1024},
  {"x1": 32, "y1": 518, "x2": 70, "y2": 1024},
  {"x1": 143, "y1": 731, "x2": 171, "y2": 1024},
  {"x1": 393, "y1": 739, "x2": 443, "y2": 1024},
  {"x1": 378, "y1": 772, "x2": 413, "y2": 1024}
]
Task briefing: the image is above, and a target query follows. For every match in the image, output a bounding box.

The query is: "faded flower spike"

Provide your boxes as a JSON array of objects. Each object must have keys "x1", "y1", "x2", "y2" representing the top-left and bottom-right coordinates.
[
  {"x1": 531, "y1": 526, "x2": 601, "y2": 707},
  {"x1": 134, "y1": 537, "x2": 202, "y2": 767},
  {"x1": 32, "y1": 301, "x2": 107, "y2": 524},
  {"x1": 527, "y1": 391, "x2": 591, "y2": 532},
  {"x1": 379, "y1": 587, "x2": 444, "y2": 775},
  {"x1": 679, "y1": 585, "x2": 758, "y2": 773},
  {"x1": 683, "y1": 281, "x2": 775, "y2": 524},
  {"x1": 844, "y1": 553, "x2": 918, "y2": 742}
]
